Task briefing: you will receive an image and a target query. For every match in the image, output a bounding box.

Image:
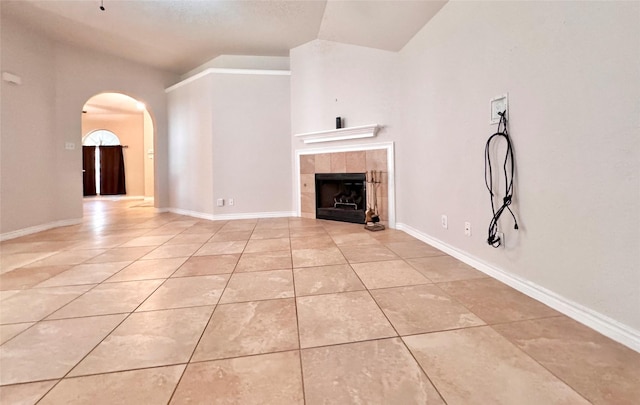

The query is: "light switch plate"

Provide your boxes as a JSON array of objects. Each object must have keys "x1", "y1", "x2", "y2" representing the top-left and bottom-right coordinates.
[{"x1": 490, "y1": 93, "x2": 508, "y2": 124}]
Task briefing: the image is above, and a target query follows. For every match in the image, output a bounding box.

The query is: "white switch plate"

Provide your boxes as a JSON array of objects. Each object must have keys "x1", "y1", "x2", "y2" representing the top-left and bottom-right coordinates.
[
  {"x1": 65, "y1": 142, "x2": 76, "y2": 150},
  {"x1": 490, "y1": 93, "x2": 508, "y2": 124}
]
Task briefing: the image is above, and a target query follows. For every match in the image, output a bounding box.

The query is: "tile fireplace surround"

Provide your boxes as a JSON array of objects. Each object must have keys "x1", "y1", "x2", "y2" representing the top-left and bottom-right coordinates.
[{"x1": 299, "y1": 149, "x2": 389, "y2": 225}]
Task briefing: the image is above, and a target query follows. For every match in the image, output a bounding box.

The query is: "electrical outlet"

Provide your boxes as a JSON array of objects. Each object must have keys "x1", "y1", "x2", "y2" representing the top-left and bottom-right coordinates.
[
  {"x1": 216, "y1": 198, "x2": 224, "y2": 207},
  {"x1": 441, "y1": 215, "x2": 448, "y2": 229},
  {"x1": 464, "y1": 222, "x2": 471, "y2": 236},
  {"x1": 229, "y1": 198, "x2": 234, "y2": 206},
  {"x1": 497, "y1": 231, "x2": 505, "y2": 247}
]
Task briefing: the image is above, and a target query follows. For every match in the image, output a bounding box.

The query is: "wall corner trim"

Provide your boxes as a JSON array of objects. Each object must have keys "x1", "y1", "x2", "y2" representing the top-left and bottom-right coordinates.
[
  {"x1": 396, "y1": 222, "x2": 640, "y2": 353},
  {"x1": 0, "y1": 218, "x2": 83, "y2": 242},
  {"x1": 165, "y1": 68, "x2": 291, "y2": 93}
]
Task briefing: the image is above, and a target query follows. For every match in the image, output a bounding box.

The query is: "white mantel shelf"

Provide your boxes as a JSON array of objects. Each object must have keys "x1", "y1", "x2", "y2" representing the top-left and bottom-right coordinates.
[{"x1": 294, "y1": 124, "x2": 381, "y2": 144}]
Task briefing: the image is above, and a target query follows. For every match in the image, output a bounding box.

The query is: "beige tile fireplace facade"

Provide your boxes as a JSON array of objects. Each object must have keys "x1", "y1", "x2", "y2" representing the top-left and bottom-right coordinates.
[{"x1": 299, "y1": 149, "x2": 388, "y2": 224}]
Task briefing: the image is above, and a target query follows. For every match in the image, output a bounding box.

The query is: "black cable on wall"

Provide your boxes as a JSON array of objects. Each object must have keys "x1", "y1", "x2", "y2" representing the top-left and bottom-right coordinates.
[{"x1": 484, "y1": 111, "x2": 519, "y2": 248}]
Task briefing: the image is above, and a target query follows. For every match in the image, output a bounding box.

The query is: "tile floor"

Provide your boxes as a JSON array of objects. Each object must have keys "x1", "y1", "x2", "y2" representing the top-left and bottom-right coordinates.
[{"x1": 0, "y1": 199, "x2": 638, "y2": 404}]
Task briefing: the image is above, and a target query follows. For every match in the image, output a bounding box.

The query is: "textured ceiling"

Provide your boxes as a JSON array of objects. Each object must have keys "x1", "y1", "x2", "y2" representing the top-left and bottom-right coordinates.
[{"x1": 2, "y1": 0, "x2": 447, "y2": 75}]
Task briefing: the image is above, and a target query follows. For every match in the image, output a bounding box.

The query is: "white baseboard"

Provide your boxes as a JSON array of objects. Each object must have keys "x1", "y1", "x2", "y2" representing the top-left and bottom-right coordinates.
[
  {"x1": 396, "y1": 222, "x2": 640, "y2": 353},
  {"x1": 84, "y1": 195, "x2": 146, "y2": 201},
  {"x1": 0, "y1": 218, "x2": 83, "y2": 242},
  {"x1": 211, "y1": 211, "x2": 297, "y2": 221},
  {"x1": 167, "y1": 208, "x2": 215, "y2": 221},
  {"x1": 167, "y1": 208, "x2": 296, "y2": 222}
]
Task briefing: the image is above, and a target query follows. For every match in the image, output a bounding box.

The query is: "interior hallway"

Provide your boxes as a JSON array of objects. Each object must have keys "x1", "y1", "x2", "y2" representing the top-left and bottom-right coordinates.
[{"x1": 0, "y1": 199, "x2": 638, "y2": 404}]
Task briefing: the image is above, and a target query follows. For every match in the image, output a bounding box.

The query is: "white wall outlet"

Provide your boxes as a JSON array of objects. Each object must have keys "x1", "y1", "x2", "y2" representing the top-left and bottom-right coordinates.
[
  {"x1": 216, "y1": 198, "x2": 224, "y2": 207},
  {"x1": 65, "y1": 142, "x2": 76, "y2": 150},
  {"x1": 490, "y1": 93, "x2": 508, "y2": 124},
  {"x1": 229, "y1": 198, "x2": 234, "y2": 206},
  {"x1": 441, "y1": 215, "x2": 448, "y2": 229},
  {"x1": 464, "y1": 222, "x2": 471, "y2": 236},
  {"x1": 497, "y1": 231, "x2": 505, "y2": 247}
]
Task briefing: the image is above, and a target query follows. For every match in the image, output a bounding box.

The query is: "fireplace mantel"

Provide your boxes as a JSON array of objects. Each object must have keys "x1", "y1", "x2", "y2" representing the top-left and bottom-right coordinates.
[{"x1": 294, "y1": 124, "x2": 380, "y2": 144}]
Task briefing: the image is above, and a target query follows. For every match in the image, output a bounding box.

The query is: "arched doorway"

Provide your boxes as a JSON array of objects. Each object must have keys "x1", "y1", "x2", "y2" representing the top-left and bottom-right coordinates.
[{"x1": 81, "y1": 93, "x2": 155, "y2": 200}]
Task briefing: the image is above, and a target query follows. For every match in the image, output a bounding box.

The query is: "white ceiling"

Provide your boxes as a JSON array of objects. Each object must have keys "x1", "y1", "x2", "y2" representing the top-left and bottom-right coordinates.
[{"x1": 2, "y1": 0, "x2": 447, "y2": 75}]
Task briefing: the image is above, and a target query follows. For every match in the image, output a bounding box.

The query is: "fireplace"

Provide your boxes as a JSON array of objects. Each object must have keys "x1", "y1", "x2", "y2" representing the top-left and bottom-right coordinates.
[{"x1": 315, "y1": 173, "x2": 366, "y2": 224}]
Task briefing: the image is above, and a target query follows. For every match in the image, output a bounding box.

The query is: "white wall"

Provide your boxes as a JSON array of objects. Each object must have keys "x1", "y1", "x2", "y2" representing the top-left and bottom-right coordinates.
[
  {"x1": 1, "y1": 18, "x2": 57, "y2": 232},
  {"x1": 288, "y1": 3, "x2": 640, "y2": 347},
  {"x1": 211, "y1": 73, "x2": 292, "y2": 215},
  {"x1": 0, "y1": 15, "x2": 178, "y2": 235},
  {"x1": 167, "y1": 70, "x2": 292, "y2": 218},
  {"x1": 167, "y1": 74, "x2": 214, "y2": 214},
  {"x1": 397, "y1": 1, "x2": 640, "y2": 333},
  {"x1": 290, "y1": 39, "x2": 398, "y2": 146}
]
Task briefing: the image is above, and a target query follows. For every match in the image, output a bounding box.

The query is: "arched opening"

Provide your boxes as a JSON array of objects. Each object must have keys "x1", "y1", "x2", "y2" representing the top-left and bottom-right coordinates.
[{"x1": 81, "y1": 93, "x2": 155, "y2": 200}]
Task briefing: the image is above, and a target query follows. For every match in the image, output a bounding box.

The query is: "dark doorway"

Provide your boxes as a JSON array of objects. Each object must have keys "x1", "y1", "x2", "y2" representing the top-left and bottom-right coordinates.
[
  {"x1": 82, "y1": 146, "x2": 97, "y2": 196},
  {"x1": 99, "y1": 146, "x2": 127, "y2": 195}
]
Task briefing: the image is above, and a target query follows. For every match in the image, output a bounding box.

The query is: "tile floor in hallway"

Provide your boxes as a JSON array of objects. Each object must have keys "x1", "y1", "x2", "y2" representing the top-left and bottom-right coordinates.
[{"x1": 0, "y1": 199, "x2": 638, "y2": 404}]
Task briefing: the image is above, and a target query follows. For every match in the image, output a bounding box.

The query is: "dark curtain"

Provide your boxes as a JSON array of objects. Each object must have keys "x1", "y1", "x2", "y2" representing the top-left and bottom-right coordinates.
[
  {"x1": 99, "y1": 145, "x2": 126, "y2": 195},
  {"x1": 82, "y1": 146, "x2": 97, "y2": 196}
]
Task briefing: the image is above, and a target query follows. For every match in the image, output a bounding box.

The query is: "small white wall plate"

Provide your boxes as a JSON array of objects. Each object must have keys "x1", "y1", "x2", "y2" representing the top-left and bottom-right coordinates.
[
  {"x1": 490, "y1": 93, "x2": 508, "y2": 124},
  {"x1": 2, "y1": 72, "x2": 22, "y2": 85}
]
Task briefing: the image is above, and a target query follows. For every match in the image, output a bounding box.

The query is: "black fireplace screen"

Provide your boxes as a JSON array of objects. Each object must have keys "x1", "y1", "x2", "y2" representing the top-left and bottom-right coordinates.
[{"x1": 315, "y1": 173, "x2": 366, "y2": 224}]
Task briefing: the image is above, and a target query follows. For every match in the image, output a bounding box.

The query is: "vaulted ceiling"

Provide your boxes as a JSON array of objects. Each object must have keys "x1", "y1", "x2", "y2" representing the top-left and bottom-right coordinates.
[{"x1": 2, "y1": 0, "x2": 447, "y2": 75}]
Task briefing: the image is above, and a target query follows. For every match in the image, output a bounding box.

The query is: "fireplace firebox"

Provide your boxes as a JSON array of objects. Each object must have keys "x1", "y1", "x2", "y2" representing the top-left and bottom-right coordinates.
[{"x1": 315, "y1": 173, "x2": 366, "y2": 224}]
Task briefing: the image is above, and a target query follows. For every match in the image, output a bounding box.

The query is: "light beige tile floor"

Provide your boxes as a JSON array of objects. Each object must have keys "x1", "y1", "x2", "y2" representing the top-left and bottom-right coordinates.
[{"x1": 0, "y1": 199, "x2": 638, "y2": 404}]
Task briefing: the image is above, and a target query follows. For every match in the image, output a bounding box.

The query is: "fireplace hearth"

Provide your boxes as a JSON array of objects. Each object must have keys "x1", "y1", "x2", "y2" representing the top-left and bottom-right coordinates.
[{"x1": 315, "y1": 173, "x2": 366, "y2": 224}]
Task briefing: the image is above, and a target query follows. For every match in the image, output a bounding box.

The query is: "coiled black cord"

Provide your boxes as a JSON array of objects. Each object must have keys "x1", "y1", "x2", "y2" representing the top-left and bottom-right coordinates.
[{"x1": 485, "y1": 112, "x2": 518, "y2": 247}]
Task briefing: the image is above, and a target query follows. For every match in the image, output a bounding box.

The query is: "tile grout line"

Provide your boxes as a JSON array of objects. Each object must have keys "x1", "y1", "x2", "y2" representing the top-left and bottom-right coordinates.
[
  {"x1": 288, "y1": 226, "x2": 308, "y2": 405},
  {"x1": 426, "y1": 280, "x2": 566, "y2": 330},
  {"x1": 166, "y1": 221, "x2": 252, "y2": 404},
  {"x1": 359, "y1": 260, "x2": 590, "y2": 404},
  {"x1": 31, "y1": 215, "x2": 206, "y2": 403},
  {"x1": 3, "y1": 202, "x2": 615, "y2": 403},
  {"x1": 33, "y1": 306, "x2": 136, "y2": 403},
  {"x1": 350, "y1": 258, "x2": 450, "y2": 404},
  {"x1": 487, "y1": 322, "x2": 595, "y2": 404}
]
